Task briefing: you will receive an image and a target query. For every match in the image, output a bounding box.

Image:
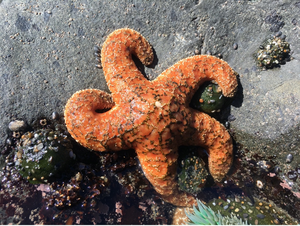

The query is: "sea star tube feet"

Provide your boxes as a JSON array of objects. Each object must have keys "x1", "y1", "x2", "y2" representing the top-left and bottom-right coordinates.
[{"x1": 64, "y1": 28, "x2": 238, "y2": 207}]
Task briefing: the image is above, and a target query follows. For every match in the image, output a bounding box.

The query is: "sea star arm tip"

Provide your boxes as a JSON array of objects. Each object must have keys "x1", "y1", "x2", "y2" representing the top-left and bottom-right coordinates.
[
  {"x1": 187, "y1": 111, "x2": 233, "y2": 182},
  {"x1": 101, "y1": 28, "x2": 154, "y2": 94}
]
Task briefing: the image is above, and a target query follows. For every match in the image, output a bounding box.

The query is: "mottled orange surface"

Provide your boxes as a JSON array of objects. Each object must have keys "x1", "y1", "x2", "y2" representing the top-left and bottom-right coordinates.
[{"x1": 64, "y1": 28, "x2": 238, "y2": 207}]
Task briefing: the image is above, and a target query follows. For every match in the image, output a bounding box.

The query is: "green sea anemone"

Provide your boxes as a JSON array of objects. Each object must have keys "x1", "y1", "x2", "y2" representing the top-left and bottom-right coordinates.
[
  {"x1": 190, "y1": 82, "x2": 226, "y2": 114},
  {"x1": 14, "y1": 128, "x2": 76, "y2": 184},
  {"x1": 185, "y1": 199, "x2": 247, "y2": 225},
  {"x1": 178, "y1": 154, "x2": 208, "y2": 194}
]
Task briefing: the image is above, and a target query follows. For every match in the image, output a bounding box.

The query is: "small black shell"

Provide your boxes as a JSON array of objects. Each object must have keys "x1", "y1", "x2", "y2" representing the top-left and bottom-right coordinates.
[{"x1": 233, "y1": 43, "x2": 238, "y2": 50}]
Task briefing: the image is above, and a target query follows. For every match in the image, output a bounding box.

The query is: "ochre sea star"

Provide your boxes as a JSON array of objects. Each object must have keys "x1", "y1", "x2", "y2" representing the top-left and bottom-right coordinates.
[{"x1": 64, "y1": 28, "x2": 238, "y2": 207}]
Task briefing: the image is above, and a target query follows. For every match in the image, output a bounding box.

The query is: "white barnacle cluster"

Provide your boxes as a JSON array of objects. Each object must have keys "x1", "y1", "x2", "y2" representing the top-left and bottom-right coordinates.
[{"x1": 255, "y1": 35, "x2": 290, "y2": 69}]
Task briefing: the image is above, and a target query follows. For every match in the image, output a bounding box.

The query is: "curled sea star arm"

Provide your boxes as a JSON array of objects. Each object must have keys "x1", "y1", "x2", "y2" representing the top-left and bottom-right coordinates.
[
  {"x1": 187, "y1": 110, "x2": 233, "y2": 182},
  {"x1": 64, "y1": 89, "x2": 132, "y2": 151},
  {"x1": 101, "y1": 28, "x2": 154, "y2": 96},
  {"x1": 154, "y1": 55, "x2": 238, "y2": 101},
  {"x1": 65, "y1": 29, "x2": 156, "y2": 152}
]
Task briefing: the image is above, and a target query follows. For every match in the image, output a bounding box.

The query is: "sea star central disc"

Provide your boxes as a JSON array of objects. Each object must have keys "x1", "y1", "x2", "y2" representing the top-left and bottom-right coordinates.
[{"x1": 64, "y1": 28, "x2": 238, "y2": 207}]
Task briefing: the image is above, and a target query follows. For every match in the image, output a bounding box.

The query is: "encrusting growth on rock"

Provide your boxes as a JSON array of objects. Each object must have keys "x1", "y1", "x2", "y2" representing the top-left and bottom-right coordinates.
[{"x1": 64, "y1": 28, "x2": 238, "y2": 207}]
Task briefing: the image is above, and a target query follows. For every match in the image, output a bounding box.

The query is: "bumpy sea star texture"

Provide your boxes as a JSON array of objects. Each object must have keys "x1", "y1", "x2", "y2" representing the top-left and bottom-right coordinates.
[{"x1": 64, "y1": 28, "x2": 238, "y2": 207}]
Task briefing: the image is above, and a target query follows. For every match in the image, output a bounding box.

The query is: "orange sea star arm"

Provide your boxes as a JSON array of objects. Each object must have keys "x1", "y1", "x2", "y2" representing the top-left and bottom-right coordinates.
[
  {"x1": 64, "y1": 89, "x2": 132, "y2": 152},
  {"x1": 136, "y1": 147, "x2": 196, "y2": 207},
  {"x1": 154, "y1": 55, "x2": 238, "y2": 102},
  {"x1": 187, "y1": 110, "x2": 233, "y2": 182},
  {"x1": 101, "y1": 28, "x2": 154, "y2": 98}
]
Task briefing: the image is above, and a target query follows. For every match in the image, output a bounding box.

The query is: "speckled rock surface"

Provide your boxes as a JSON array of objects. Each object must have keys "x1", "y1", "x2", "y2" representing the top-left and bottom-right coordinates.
[{"x1": 0, "y1": 0, "x2": 300, "y2": 191}]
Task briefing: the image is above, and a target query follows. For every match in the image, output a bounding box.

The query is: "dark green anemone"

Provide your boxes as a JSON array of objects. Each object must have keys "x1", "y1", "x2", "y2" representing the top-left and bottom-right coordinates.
[
  {"x1": 190, "y1": 82, "x2": 226, "y2": 114},
  {"x1": 14, "y1": 128, "x2": 76, "y2": 184},
  {"x1": 178, "y1": 148, "x2": 208, "y2": 194}
]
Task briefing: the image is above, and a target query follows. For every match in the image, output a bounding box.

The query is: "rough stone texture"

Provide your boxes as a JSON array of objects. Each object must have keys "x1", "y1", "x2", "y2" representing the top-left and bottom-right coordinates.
[{"x1": 0, "y1": 0, "x2": 300, "y2": 190}]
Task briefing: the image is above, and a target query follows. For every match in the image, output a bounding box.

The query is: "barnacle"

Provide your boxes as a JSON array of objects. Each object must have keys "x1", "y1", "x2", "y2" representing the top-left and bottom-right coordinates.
[{"x1": 254, "y1": 35, "x2": 291, "y2": 69}]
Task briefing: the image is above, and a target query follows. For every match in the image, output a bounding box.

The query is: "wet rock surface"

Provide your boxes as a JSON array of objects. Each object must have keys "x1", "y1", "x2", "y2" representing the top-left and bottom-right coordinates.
[
  {"x1": 0, "y1": 0, "x2": 299, "y2": 143},
  {"x1": 0, "y1": 0, "x2": 300, "y2": 224}
]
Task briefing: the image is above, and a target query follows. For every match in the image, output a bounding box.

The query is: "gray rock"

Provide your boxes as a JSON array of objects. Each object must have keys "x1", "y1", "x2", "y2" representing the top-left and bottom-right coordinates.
[{"x1": 0, "y1": 0, "x2": 300, "y2": 192}]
